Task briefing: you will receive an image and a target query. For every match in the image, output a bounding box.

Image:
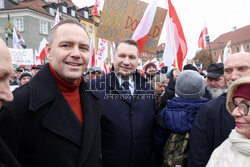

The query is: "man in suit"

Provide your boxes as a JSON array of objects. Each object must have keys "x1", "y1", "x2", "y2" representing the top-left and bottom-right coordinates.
[
  {"x1": 0, "y1": 19, "x2": 102, "y2": 167},
  {"x1": 91, "y1": 39, "x2": 156, "y2": 167}
]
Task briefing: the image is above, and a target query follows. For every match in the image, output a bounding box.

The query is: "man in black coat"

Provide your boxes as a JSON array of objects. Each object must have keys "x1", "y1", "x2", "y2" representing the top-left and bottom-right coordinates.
[
  {"x1": 0, "y1": 20, "x2": 102, "y2": 167},
  {"x1": 0, "y1": 39, "x2": 21, "y2": 167},
  {"x1": 90, "y1": 39, "x2": 156, "y2": 167},
  {"x1": 189, "y1": 52, "x2": 250, "y2": 167}
]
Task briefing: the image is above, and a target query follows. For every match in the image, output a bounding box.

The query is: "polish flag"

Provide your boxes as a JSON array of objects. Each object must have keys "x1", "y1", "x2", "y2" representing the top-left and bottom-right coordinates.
[
  {"x1": 163, "y1": 0, "x2": 187, "y2": 70},
  {"x1": 92, "y1": 0, "x2": 100, "y2": 16},
  {"x1": 38, "y1": 38, "x2": 48, "y2": 64},
  {"x1": 198, "y1": 22, "x2": 208, "y2": 48},
  {"x1": 35, "y1": 49, "x2": 42, "y2": 65},
  {"x1": 132, "y1": 0, "x2": 158, "y2": 57},
  {"x1": 52, "y1": 8, "x2": 60, "y2": 28},
  {"x1": 88, "y1": 34, "x2": 96, "y2": 68}
]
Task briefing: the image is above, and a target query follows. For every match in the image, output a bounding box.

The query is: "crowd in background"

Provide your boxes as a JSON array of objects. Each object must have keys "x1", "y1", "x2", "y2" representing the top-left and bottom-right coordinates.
[{"x1": 0, "y1": 19, "x2": 250, "y2": 167}]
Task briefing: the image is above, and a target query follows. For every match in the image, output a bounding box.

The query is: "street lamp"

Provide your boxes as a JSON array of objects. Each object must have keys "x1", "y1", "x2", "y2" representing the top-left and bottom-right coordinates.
[{"x1": 205, "y1": 35, "x2": 211, "y2": 54}]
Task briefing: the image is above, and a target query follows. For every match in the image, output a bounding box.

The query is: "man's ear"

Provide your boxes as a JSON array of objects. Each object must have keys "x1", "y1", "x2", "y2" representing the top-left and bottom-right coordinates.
[{"x1": 46, "y1": 43, "x2": 52, "y2": 61}]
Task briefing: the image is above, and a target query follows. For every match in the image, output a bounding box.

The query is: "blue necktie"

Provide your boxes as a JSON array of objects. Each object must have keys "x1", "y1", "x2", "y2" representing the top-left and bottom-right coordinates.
[{"x1": 122, "y1": 81, "x2": 132, "y2": 103}]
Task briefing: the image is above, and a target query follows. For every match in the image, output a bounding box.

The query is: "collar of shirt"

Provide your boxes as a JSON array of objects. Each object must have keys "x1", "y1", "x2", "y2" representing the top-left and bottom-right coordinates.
[{"x1": 116, "y1": 75, "x2": 135, "y2": 95}]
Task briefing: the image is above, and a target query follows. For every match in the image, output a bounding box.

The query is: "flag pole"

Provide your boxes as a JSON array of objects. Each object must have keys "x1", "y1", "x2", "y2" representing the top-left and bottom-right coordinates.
[{"x1": 170, "y1": 18, "x2": 178, "y2": 68}]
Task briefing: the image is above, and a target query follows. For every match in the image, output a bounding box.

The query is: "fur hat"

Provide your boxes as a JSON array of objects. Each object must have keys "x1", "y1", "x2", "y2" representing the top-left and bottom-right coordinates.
[
  {"x1": 175, "y1": 70, "x2": 205, "y2": 99},
  {"x1": 226, "y1": 76, "x2": 250, "y2": 113}
]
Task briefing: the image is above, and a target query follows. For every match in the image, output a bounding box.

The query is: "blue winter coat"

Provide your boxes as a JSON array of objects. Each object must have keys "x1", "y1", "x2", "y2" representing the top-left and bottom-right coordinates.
[{"x1": 154, "y1": 97, "x2": 209, "y2": 149}]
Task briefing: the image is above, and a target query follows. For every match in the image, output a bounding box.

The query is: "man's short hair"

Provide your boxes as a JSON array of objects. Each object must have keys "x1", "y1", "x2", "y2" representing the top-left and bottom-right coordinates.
[
  {"x1": 48, "y1": 19, "x2": 89, "y2": 45},
  {"x1": 114, "y1": 39, "x2": 139, "y2": 56}
]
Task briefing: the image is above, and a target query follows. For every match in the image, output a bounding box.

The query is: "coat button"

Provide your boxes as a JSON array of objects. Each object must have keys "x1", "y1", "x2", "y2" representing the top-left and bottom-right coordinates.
[
  {"x1": 132, "y1": 138, "x2": 136, "y2": 144},
  {"x1": 99, "y1": 153, "x2": 102, "y2": 160}
]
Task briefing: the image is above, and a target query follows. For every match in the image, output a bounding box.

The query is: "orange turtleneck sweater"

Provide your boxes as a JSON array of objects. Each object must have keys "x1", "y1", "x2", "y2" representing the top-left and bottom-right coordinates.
[{"x1": 49, "y1": 63, "x2": 83, "y2": 124}]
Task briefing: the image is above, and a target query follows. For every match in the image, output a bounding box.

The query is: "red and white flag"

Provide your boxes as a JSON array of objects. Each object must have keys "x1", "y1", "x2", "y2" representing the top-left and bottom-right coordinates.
[
  {"x1": 92, "y1": 0, "x2": 100, "y2": 16},
  {"x1": 132, "y1": 0, "x2": 158, "y2": 57},
  {"x1": 88, "y1": 34, "x2": 96, "y2": 68},
  {"x1": 35, "y1": 49, "x2": 42, "y2": 65},
  {"x1": 38, "y1": 38, "x2": 48, "y2": 64},
  {"x1": 198, "y1": 22, "x2": 208, "y2": 48},
  {"x1": 163, "y1": 0, "x2": 187, "y2": 70},
  {"x1": 52, "y1": 8, "x2": 60, "y2": 28}
]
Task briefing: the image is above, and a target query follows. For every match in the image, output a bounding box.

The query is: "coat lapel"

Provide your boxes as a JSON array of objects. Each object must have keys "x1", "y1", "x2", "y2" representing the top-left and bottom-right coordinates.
[
  {"x1": 29, "y1": 63, "x2": 83, "y2": 146},
  {"x1": 42, "y1": 95, "x2": 83, "y2": 146},
  {"x1": 77, "y1": 82, "x2": 102, "y2": 166}
]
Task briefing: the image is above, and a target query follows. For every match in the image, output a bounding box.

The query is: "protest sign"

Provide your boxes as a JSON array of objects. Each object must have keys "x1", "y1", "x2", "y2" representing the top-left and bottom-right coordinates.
[{"x1": 97, "y1": 0, "x2": 167, "y2": 53}]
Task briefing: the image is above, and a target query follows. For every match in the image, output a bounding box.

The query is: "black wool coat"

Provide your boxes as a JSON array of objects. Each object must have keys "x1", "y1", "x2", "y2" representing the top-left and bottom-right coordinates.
[{"x1": 0, "y1": 63, "x2": 102, "y2": 167}]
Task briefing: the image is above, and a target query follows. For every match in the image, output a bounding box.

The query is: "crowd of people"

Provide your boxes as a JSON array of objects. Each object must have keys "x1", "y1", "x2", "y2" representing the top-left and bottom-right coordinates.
[{"x1": 0, "y1": 19, "x2": 250, "y2": 167}]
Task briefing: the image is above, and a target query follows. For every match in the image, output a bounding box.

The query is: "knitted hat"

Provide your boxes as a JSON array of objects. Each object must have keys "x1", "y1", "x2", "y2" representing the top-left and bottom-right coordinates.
[
  {"x1": 20, "y1": 72, "x2": 32, "y2": 80},
  {"x1": 175, "y1": 70, "x2": 205, "y2": 99}
]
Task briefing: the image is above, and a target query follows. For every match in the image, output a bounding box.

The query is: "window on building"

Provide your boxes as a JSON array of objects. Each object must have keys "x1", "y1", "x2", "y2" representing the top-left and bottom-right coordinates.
[
  {"x1": 14, "y1": 17, "x2": 24, "y2": 32},
  {"x1": 213, "y1": 51, "x2": 216, "y2": 57},
  {"x1": 89, "y1": 25, "x2": 93, "y2": 33},
  {"x1": 62, "y1": 6, "x2": 67, "y2": 13},
  {"x1": 247, "y1": 43, "x2": 250, "y2": 50},
  {"x1": 0, "y1": 0, "x2": 4, "y2": 9},
  {"x1": 40, "y1": 20, "x2": 48, "y2": 35},
  {"x1": 49, "y1": 8, "x2": 55, "y2": 16},
  {"x1": 236, "y1": 46, "x2": 240, "y2": 52},
  {"x1": 221, "y1": 50, "x2": 224, "y2": 55},
  {"x1": 71, "y1": 10, "x2": 75, "y2": 17},
  {"x1": 83, "y1": 10, "x2": 89, "y2": 19}
]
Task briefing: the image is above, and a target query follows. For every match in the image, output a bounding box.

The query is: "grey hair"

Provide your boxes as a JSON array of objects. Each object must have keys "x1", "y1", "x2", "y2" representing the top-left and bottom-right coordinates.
[{"x1": 150, "y1": 73, "x2": 167, "y2": 90}]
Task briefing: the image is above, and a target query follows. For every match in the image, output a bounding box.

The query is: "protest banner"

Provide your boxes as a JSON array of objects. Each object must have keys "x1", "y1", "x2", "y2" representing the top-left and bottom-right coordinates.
[
  {"x1": 8, "y1": 48, "x2": 34, "y2": 65},
  {"x1": 97, "y1": 0, "x2": 167, "y2": 53}
]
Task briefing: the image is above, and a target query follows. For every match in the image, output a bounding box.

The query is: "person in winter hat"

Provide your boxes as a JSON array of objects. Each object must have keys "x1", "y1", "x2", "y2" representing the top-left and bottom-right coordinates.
[
  {"x1": 154, "y1": 70, "x2": 209, "y2": 165},
  {"x1": 206, "y1": 76, "x2": 250, "y2": 167}
]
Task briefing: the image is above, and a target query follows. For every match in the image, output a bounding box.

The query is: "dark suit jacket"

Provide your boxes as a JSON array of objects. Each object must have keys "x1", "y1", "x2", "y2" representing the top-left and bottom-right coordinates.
[
  {"x1": 90, "y1": 71, "x2": 156, "y2": 167},
  {"x1": 0, "y1": 63, "x2": 102, "y2": 167}
]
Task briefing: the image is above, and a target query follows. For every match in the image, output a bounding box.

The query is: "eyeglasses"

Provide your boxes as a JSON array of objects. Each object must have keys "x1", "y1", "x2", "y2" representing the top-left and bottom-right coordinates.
[{"x1": 228, "y1": 102, "x2": 250, "y2": 116}]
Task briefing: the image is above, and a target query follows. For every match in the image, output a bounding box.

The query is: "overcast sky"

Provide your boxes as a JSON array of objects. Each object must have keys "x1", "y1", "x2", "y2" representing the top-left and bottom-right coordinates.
[{"x1": 72, "y1": 0, "x2": 250, "y2": 60}]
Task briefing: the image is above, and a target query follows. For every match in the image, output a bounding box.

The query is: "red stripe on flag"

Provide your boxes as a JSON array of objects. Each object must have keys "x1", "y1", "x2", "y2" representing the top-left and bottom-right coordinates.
[{"x1": 136, "y1": 34, "x2": 148, "y2": 58}]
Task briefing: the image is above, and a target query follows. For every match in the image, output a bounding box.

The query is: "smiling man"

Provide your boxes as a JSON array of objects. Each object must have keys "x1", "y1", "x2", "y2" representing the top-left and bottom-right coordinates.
[
  {"x1": 0, "y1": 20, "x2": 102, "y2": 167},
  {"x1": 91, "y1": 39, "x2": 156, "y2": 167}
]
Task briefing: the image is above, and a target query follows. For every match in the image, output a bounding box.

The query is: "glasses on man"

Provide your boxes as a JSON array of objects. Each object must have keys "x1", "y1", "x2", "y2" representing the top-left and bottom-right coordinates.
[{"x1": 228, "y1": 102, "x2": 250, "y2": 116}]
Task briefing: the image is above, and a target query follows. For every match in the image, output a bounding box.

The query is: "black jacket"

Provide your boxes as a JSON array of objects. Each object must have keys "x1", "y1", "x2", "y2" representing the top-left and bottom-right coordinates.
[
  {"x1": 188, "y1": 93, "x2": 235, "y2": 167},
  {"x1": 0, "y1": 63, "x2": 102, "y2": 167}
]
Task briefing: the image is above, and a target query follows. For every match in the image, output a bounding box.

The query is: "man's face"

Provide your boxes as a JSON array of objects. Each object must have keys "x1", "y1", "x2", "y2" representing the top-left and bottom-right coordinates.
[
  {"x1": 224, "y1": 53, "x2": 250, "y2": 86},
  {"x1": 207, "y1": 76, "x2": 226, "y2": 91},
  {"x1": 0, "y1": 40, "x2": 14, "y2": 109},
  {"x1": 146, "y1": 66, "x2": 156, "y2": 75},
  {"x1": 156, "y1": 82, "x2": 167, "y2": 95},
  {"x1": 113, "y1": 43, "x2": 138, "y2": 79},
  {"x1": 46, "y1": 23, "x2": 90, "y2": 83},
  {"x1": 20, "y1": 76, "x2": 31, "y2": 86},
  {"x1": 16, "y1": 71, "x2": 22, "y2": 78},
  {"x1": 30, "y1": 69, "x2": 36, "y2": 77}
]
